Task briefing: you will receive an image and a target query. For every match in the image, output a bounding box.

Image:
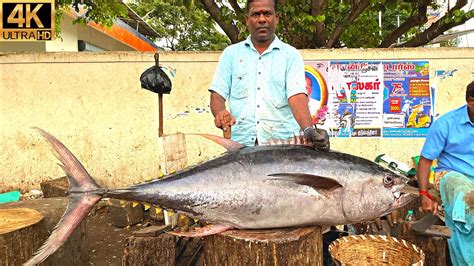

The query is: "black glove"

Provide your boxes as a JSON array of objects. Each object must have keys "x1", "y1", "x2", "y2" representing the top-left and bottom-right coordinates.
[{"x1": 303, "y1": 126, "x2": 330, "y2": 152}]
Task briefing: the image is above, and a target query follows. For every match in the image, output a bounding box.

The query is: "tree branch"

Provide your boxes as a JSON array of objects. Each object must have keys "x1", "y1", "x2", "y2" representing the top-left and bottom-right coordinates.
[
  {"x1": 325, "y1": 0, "x2": 370, "y2": 48},
  {"x1": 379, "y1": 0, "x2": 431, "y2": 48},
  {"x1": 200, "y1": 0, "x2": 240, "y2": 43},
  {"x1": 309, "y1": 0, "x2": 327, "y2": 48},
  {"x1": 395, "y1": 0, "x2": 470, "y2": 47},
  {"x1": 228, "y1": 0, "x2": 243, "y2": 14}
]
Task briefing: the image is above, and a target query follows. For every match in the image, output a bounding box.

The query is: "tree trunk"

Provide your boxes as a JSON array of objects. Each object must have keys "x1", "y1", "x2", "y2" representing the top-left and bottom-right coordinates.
[{"x1": 203, "y1": 226, "x2": 323, "y2": 265}]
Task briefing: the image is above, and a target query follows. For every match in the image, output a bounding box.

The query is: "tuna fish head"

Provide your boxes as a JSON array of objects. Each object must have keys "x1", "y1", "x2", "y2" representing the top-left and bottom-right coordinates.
[{"x1": 341, "y1": 170, "x2": 415, "y2": 223}]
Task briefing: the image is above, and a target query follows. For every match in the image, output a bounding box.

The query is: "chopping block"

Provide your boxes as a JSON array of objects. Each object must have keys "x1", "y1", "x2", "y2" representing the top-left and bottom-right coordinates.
[
  {"x1": 203, "y1": 226, "x2": 323, "y2": 266},
  {"x1": 0, "y1": 198, "x2": 88, "y2": 265}
]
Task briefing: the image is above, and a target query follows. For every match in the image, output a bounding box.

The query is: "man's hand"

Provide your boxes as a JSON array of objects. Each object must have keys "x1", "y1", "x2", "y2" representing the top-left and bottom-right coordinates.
[
  {"x1": 303, "y1": 126, "x2": 330, "y2": 152},
  {"x1": 420, "y1": 194, "x2": 438, "y2": 215},
  {"x1": 214, "y1": 110, "x2": 235, "y2": 131}
]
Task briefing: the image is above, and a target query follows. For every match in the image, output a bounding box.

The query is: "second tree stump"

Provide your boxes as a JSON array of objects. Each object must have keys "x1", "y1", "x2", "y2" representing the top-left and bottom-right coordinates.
[{"x1": 203, "y1": 226, "x2": 323, "y2": 266}]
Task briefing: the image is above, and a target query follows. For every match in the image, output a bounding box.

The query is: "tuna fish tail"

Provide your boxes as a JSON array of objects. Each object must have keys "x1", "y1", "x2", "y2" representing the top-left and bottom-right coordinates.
[{"x1": 25, "y1": 128, "x2": 103, "y2": 265}]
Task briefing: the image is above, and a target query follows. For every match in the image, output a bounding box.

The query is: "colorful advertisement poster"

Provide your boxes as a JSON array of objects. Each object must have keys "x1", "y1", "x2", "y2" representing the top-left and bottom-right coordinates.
[
  {"x1": 382, "y1": 61, "x2": 431, "y2": 137},
  {"x1": 304, "y1": 60, "x2": 431, "y2": 138},
  {"x1": 304, "y1": 62, "x2": 329, "y2": 126},
  {"x1": 305, "y1": 60, "x2": 384, "y2": 138}
]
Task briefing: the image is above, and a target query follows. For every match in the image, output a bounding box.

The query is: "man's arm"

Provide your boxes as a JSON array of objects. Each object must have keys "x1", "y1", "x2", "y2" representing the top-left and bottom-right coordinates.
[
  {"x1": 208, "y1": 48, "x2": 235, "y2": 135},
  {"x1": 288, "y1": 93, "x2": 312, "y2": 129},
  {"x1": 417, "y1": 118, "x2": 446, "y2": 214},
  {"x1": 417, "y1": 156, "x2": 437, "y2": 214},
  {"x1": 288, "y1": 93, "x2": 329, "y2": 151},
  {"x1": 210, "y1": 92, "x2": 235, "y2": 132}
]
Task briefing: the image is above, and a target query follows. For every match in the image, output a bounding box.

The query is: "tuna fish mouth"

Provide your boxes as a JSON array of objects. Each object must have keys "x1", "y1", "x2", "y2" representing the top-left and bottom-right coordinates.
[{"x1": 389, "y1": 186, "x2": 418, "y2": 212}]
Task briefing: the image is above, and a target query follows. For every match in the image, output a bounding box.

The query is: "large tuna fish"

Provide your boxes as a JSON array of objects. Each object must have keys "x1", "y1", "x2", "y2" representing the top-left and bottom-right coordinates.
[{"x1": 25, "y1": 128, "x2": 416, "y2": 265}]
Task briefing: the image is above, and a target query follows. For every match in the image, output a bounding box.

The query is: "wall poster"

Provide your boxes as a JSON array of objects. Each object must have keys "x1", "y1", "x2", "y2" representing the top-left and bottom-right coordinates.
[{"x1": 304, "y1": 60, "x2": 432, "y2": 138}]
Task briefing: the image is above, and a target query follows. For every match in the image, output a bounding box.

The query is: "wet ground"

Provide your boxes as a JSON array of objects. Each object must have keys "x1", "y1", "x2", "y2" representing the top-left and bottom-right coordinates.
[
  {"x1": 86, "y1": 205, "x2": 203, "y2": 266},
  {"x1": 86, "y1": 205, "x2": 154, "y2": 266}
]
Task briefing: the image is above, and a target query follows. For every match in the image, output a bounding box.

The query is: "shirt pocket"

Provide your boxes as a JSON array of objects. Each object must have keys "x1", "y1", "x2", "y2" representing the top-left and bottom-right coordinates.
[
  {"x1": 270, "y1": 66, "x2": 287, "y2": 108},
  {"x1": 230, "y1": 70, "x2": 249, "y2": 99}
]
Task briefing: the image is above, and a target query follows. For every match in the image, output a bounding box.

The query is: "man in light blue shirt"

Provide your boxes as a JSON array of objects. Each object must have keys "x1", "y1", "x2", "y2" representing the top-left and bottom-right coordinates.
[
  {"x1": 209, "y1": 0, "x2": 329, "y2": 150},
  {"x1": 417, "y1": 81, "x2": 474, "y2": 265}
]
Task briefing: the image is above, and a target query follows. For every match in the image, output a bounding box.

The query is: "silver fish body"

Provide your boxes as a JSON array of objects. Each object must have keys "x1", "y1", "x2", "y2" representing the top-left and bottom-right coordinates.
[
  {"x1": 25, "y1": 129, "x2": 415, "y2": 265},
  {"x1": 109, "y1": 145, "x2": 415, "y2": 228}
]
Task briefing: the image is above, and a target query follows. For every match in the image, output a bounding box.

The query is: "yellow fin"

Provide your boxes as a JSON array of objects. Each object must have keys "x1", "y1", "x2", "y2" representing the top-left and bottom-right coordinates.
[{"x1": 155, "y1": 207, "x2": 162, "y2": 214}]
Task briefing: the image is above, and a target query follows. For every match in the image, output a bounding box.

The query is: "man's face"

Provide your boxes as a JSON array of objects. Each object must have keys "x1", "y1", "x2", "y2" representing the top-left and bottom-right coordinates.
[
  {"x1": 245, "y1": 0, "x2": 279, "y2": 44},
  {"x1": 467, "y1": 96, "x2": 474, "y2": 113}
]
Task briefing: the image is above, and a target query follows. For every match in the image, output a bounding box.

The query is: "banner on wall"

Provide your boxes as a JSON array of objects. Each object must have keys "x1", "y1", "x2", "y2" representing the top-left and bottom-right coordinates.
[{"x1": 304, "y1": 60, "x2": 432, "y2": 138}]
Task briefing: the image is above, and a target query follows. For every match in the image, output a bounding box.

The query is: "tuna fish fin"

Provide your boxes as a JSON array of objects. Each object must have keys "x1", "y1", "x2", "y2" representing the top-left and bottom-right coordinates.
[
  {"x1": 34, "y1": 127, "x2": 100, "y2": 192},
  {"x1": 168, "y1": 224, "x2": 233, "y2": 237},
  {"x1": 267, "y1": 173, "x2": 343, "y2": 190},
  {"x1": 24, "y1": 194, "x2": 101, "y2": 265},
  {"x1": 25, "y1": 128, "x2": 103, "y2": 265},
  {"x1": 191, "y1": 133, "x2": 245, "y2": 151}
]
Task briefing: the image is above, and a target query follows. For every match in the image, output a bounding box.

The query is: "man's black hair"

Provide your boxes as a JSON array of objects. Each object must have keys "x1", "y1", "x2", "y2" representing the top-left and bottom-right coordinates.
[
  {"x1": 246, "y1": 0, "x2": 278, "y2": 12},
  {"x1": 467, "y1": 81, "x2": 474, "y2": 100}
]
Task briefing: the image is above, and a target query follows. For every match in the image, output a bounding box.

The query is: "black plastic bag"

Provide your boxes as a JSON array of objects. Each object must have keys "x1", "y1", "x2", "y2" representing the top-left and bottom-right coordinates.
[{"x1": 140, "y1": 64, "x2": 172, "y2": 94}]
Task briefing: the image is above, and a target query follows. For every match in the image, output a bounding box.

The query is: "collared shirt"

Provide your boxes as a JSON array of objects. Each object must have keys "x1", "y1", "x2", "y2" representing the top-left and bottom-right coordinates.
[
  {"x1": 209, "y1": 36, "x2": 306, "y2": 146},
  {"x1": 421, "y1": 105, "x2": 474, "y2": 175}
]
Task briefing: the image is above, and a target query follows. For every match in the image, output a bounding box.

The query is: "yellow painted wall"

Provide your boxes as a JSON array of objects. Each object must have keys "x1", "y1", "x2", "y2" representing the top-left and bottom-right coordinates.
[{"x1": 1, "y1": 48, "x2": 473, "y2": 192}]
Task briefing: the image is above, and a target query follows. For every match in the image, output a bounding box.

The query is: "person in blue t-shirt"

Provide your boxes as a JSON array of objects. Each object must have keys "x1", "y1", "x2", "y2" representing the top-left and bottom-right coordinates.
[
  {"x1": 417, "y1": 81, "x2": 474, "y2": 265},
  {"x1": 208, "y1": 0, "x2": 329, "y2": 151}
]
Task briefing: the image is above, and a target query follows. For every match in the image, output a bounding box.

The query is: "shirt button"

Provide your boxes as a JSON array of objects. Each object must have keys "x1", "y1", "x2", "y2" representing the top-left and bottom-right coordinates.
[
  {"x1": 259, "y1": 57, "x2": 262, "y2": 60},
  {"x1": 257, "y1": 105, "x2": 260, "y2": 108},
  {"x1": 257, "y1": 87, "x2": 260, "y2": 90},
  {"x1": 258, "y1": 72, "x2": 261, "y2": 75},
  {"x1": 257, "y1": 121, "x2": 260, "y2": 124}
]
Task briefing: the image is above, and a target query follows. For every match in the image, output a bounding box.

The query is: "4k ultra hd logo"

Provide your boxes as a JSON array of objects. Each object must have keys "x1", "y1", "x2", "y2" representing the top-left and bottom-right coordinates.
[{"x1": 0, "y1": 0, "x2": 54, "y2": 41}]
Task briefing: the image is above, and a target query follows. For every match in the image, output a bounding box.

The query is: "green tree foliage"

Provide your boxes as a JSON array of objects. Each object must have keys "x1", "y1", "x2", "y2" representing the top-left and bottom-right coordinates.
[
  {"x1": 55, "y1": 0, "x2": 473, "y2": 49},
  {"x1": 197, "y1": 0, "x2": 474, "y2": 48},
  {"x1": 54, "y1": 0, "x2": 127, "y2": 37},
  {"x1": 129, "y1": 0, "x2": 229, "y2": 51}
]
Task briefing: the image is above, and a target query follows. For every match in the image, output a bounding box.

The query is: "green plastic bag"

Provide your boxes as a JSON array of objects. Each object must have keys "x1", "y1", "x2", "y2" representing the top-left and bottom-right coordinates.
[{"x1": 0, "y1": 191, "x2": 21, "y2": 204}]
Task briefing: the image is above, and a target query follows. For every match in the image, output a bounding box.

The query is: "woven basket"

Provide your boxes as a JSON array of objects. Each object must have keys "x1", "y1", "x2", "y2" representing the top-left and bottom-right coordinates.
[{"x1": 329, "y1": 234, "x2": 425, "y2": 265}]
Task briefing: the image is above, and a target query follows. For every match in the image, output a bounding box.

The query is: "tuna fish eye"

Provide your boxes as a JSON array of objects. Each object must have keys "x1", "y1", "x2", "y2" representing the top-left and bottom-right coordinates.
[{"x1": 383, "y1": 176, "x2": 394, "y2": 187}]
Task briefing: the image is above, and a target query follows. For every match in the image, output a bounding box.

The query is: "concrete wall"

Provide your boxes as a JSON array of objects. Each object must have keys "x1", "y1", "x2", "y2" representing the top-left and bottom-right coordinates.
[
  {"x1": 1, "y1": 48, "x2": 473, "y2": 192},
  {"x1": 0, "y1": 42, "x2": 46, "y2": 52}
]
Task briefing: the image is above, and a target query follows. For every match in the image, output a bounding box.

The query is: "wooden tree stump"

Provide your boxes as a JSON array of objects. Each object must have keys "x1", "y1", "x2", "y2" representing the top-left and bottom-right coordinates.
[
  {"x1": 203, "y1": 227, "x2": 323, "y2": 266},
  {"x1": 0, "y1": 208, "x2": 44, "y2": 265},
  {"x1": 123, "y1": 233, "x2": 177, "y2": 266},
  {"x1": 40, "y1": 176, "x2": 68, "y2": 198},
  {"x1": 400, "y1": 226, "x2": 447, "y2": 265},
  {"x1": 0, "y1": 198, "x2": 88, "y2": 266}
]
